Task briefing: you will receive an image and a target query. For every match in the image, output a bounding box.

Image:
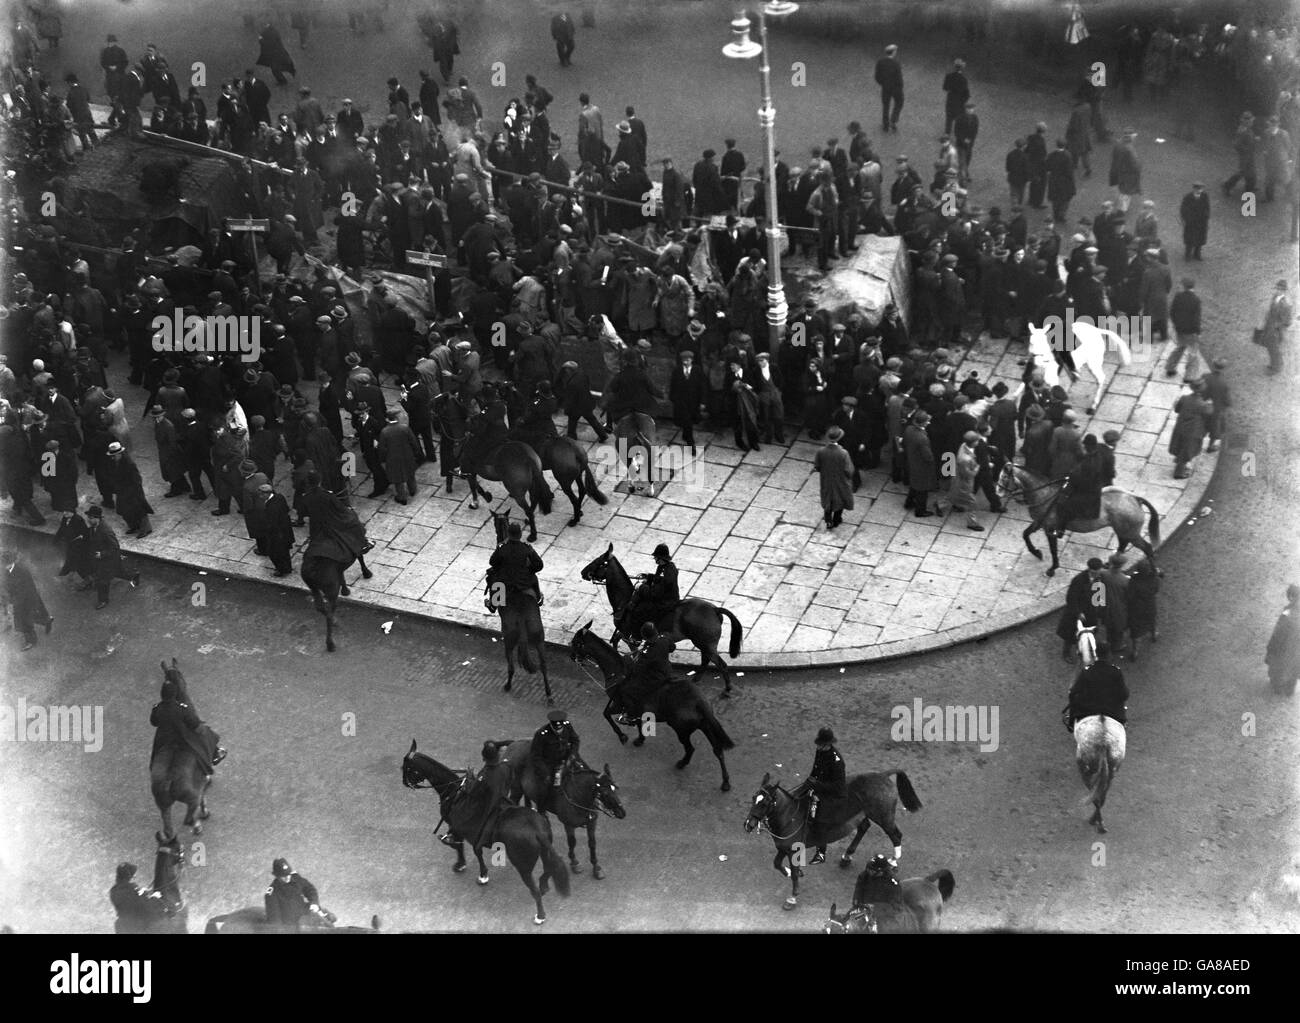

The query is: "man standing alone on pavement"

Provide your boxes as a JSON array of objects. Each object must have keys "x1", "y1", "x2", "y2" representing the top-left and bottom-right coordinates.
[
  {"x1": 874, "y1": 44, "x2": 903, "y2": 134},
  {"x1": 1259, "y1": 279, "x2": 1293, "y2": 376}
]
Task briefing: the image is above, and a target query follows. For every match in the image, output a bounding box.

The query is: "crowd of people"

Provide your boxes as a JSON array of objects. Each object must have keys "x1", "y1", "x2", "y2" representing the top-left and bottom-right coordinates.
[{"x1": 0, "y1": 6, "x2": 1294, "y2": 634}]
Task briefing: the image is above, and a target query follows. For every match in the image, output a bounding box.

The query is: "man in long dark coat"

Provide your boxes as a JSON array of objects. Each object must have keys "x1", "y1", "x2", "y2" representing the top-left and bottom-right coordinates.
[
  {"x1": 1178, "y1": 181, "x2": 1210, "y2": 260},
  {"x1": 1056, "y1": 557, "x2": 1122, "y2": 661},
  {"x1": 256, "y1": 23, "x2": 296, "y2": 85},
  {"x1": 814, "y1": 428, "x2": 855, "y2": 529},
  {"x1": 41, "y1": 439, "x2": 79, "y2": 512},
  {"x1": 107, "y1": 443, "x2": 153, "y2": 537},
  {"x1": 2, "y1": 546, "x2": 53, "y2": 650},
  {"x1": 378, "y1": 409, "x2": 422, "y2": 504},
  {"x1": 84, "y1": 505, "x2": 139, "y2": 609},
  {"x1": 260, "y1": 484, "x2": 295, "y2": 576},
  {"x1": 1266, "y1": 584, "x2": 1300, "y2": 695}
]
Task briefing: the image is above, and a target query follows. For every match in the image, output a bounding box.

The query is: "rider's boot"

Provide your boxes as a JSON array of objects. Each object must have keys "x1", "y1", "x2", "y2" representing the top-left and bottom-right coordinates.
[
  {"x1": 810, "y1": 846, "x2": 827, "y2": 865},
  {"x1": 439, "y1": 831, "x2": 462, "y2": 848},
  {"x1": 212, "y1": 746, "x2": 228, "y2": 767}
]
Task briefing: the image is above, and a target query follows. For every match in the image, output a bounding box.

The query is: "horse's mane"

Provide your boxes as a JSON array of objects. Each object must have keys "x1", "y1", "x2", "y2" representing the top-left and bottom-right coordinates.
[
  {"x1": 574, "y1": 627, "x2": 627, "y2": 681},
  {"x1": 409, "y1": 750, "x2": 461, "y2": 782}
]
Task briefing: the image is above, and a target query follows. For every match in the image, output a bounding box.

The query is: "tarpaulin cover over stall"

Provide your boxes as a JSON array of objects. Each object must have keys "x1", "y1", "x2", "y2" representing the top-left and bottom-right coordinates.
[{"x1": 61, "y1": 135, "x2": 253, "y2": 248}]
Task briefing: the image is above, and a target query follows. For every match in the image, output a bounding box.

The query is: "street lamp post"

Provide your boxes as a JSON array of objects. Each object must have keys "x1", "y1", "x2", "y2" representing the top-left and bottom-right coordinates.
[{"x1": 723, "y1": 2, "x2": 798, "y2": 357}]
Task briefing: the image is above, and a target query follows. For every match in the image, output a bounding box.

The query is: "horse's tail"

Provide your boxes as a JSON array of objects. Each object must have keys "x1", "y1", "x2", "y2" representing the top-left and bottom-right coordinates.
[
  {"x1": 537, "y1": 833, "x2": 571, "y2": 897},
  {"x1": 1098, "y1": 328, "x2": 1132, "y2": 366},
  {"x1": 1137, "y1": 496, "x2": 1161, "y2": 548},
  {"x1": 891, "y1": 770, "x2": 923, "y2": 812},
  {"x1": 700, "y1": 704, "x2": 736, "y2": 752},
  {"x1": 718, "y1": 607, "x2": 744, "y2": 658},
  {"x1": 583, "y1": 462, "x2": 609, "y2": 505},
  {"x1": 533, "y1": 464, "x2": 554, "y2": 516},
  {"x1": 926, "y1": 869, "x2": 956, "y2": 902}
]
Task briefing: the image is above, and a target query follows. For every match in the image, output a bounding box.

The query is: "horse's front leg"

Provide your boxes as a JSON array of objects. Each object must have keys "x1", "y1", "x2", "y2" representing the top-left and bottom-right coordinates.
[
  {"x1": 356, "y1": 552, "x2": 373, "y2": 580},
  {"x1": 474, "y1": 844, "x2": 489, "y2": 885},
  {"x1": 586, "y1": 820, "x2": 604, "y2": 880},
  {"x1": 1045, "y1": 530, "x2": 1061, "y2": 577},
  {"x1": 538, "y1": 649, "x2": 553, "y2": 706},
  {"x1": 503, "y1": 638, "x2": 516, "y2": 694},
  {"x1": 603, "y1": 699, "x2": 627, "y2": 745},
  {"x1": 467, "y1": 475, "x2": 483, "y2": 509},
  {"x1": 1023, "y1": 521, "x2": 1043, "y2": 561},
  {"x1": 565, "y1": 823, "x2": 581, "y2": 872},
  {"x1": 632, "y1": 716, "x2": 646, "y2": 748},
  {"x1": 450, "y1": 840, "x2": 467, "y2": 873}
]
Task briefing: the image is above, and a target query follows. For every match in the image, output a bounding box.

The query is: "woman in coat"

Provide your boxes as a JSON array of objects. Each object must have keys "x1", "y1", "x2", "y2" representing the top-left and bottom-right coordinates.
[
  {"x1": 803, "y1": 354, "x2": 831, "y2": 441},
  {"x1": 941, "y1": 431, "x2": 984, "y2": 530},
  {"x1": 814, "y1": 427, "x2": 854, "y2": 528},
  {"x1": 656, "y1": 269, "x2": 693, "y2": 344},
  {"x1": 102, "y1": 389, "x2": 130, "y2": 452}
]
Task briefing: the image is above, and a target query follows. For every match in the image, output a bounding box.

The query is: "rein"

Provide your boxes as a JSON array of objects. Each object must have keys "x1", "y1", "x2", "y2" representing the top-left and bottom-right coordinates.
[
  {"x1": 559, "y1": 771, "x2": 619, "y2": 820},
  {"x1": 753, "y1": 787, "x2": 809, "y2": 842}
]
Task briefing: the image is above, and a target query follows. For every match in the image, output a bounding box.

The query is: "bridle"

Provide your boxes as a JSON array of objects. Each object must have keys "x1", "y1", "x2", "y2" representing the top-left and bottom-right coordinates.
[{"x1": 747, "y1": 785, "x2": 808, "y2": 842}]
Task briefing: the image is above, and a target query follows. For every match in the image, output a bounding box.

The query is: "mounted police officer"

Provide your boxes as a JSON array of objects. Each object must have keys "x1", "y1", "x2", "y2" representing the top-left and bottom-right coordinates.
[
  {"x1": 442, "y1": 740, "x2": 513, "y2": 846},
  {"x1": 528, "y1": 709, "x2": 580, "y2": 809},
  {"x1": 486, "y1": 520, "x2": 543, "y2": 610},
  {"x1": 264, "y1": 858, "x2": 334, "y2": 930},
  {"x1": 795, "y1": 726, "x2": 847, "y2": 865},
  {"x1": 1053, "y1": 432, "x2": 1106, "y2": 537},
  {"x1": 150, "y1": 678, "x2": 226, "y2": 776},
  {"x1": 1064, "y1": 642, "x2": 1129, "y2": 732},
  {"x1": 625, "y1": 542, "x2": 678, "y2": 631},
  {"x1": 620, "y1": 621, "x2": 676, "y2": 724}
]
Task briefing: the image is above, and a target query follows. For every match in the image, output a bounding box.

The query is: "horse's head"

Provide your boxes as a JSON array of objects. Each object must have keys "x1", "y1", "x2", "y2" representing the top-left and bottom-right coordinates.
[
  {"x1": 490, "y1": 510, "x2": 510, "y2": 547},
  {"x1": 743, "y1": 773, "x2": 779, "y2": 833},
  {"x1": 1076, "y1": 617, "x2": 1098, "y2": 666},
  {"x1": 401, "y1": 739, "x2": 429, "y2": 790},
  {"x1": 595, "y1": 764, "x2": 627, "y2": 820},
  {"x1": 580, "y1": 545, "x2": 612, "y2": 583},
  {"x1": 995, "y1": 459, "x2": 1020, "y2": 504},
  {"x1": 568, "y1": 621, "x2": 594, "y2": 663},
  {"x1": 151, "y1": 832, "x2": 185, "y2": 911},
  {"x1": 822, "y1": 902, "x2": 851, "y2": 934},
  {"x1": 1026, "y1": 321, "x2": 1049, "y2": 357},
  {"x1": 160, "y1": 658, "x2": 183, "y2": 688}
]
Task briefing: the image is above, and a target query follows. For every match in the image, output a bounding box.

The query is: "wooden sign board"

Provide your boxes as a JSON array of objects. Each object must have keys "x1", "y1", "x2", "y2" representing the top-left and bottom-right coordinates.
[
  {"x1": 406, "y1": 251, "x2": 447, "y2": 268},
  {"x1": 227, "y1": 219, "x2": 270, "y2": 232}
]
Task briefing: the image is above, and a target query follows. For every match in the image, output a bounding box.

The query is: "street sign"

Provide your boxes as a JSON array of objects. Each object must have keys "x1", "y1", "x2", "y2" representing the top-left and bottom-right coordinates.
[
  {"x1": 406, "y1": 250, "x2": 447, "y2": 268},
  {"x1": 227, "y1": 219, "x2": 270, "y2": 232}
]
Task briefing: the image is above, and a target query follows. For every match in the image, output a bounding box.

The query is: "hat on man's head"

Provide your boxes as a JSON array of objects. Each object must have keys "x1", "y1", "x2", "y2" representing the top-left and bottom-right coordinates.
[
  {"x1": 250, "y1": 415, "x2": 266, "y2": 429},
  {"x1": 815, "y1": 726, "x2": 836, "y2": 745},
  {"x1": 88, "y1": 505, "x2": 103, "y2": 518},
  {"x1": 840, "y1": 395, "x2": 857, "y2": 406},
  {"x1": 272, "y1": 858, "x2": 292, "y2": 878},
  {"x1": 547, "y1": 709, "x2": 568, "y2": 724},
  {"x1": 1087, "y1": 557, "x2": 1104, "y2": 571},
  {"x1": 826, "y1": 426, "x2": 845, "y2": 442},
  {"x1": 181, "y1": 408, "x2": 197, "y2": 420},
  {"x1": 912, "y1": 409, "x2": 931, "y2": 425},
  {"x1": 1212, "y1": 358, "x2": 1228, "y2": 370},
  {"x1": 652, "y1": 542, "x2": 671, "y2": 560},
  {"x1": 239, "y1": 459, "x2": 258, "y2": 474},
  {"x1": 150, "y1": 404, "x2": 164, "y2": 416},
  {"x1": 107, "y1": 441, "x2": 124, "y2": 455},
  {"x1": 481, "y1": 741, "x2": 501, "y2": 764},
  {"x1": 116, "y1": 863, "x2": 137, "y2": 883},
  {"x1": 1025, "y1": 404, "x2": 1045, "y2": 421},
  {"x1": 1062, "y1": 408, "x2": 1079, "y2": 422},
  {"x1": 257, "y1": 483, "x2": 272, "y2": 494},
  {"x1": 1102, "y1": 429, "x2": 1120, "y2": 444}
]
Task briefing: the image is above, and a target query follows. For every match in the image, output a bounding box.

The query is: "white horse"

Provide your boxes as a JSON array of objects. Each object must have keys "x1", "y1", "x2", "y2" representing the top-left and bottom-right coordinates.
[
  {"x1": 1073, "y1": 715, "x2": 1126, "y2": 834},
  {"x1": 1027, "y1": 320, "x2": 1132, "y2": 414},
  {"x1": 1075, "y1": 616, "x2": 1098, "y2": 667}
]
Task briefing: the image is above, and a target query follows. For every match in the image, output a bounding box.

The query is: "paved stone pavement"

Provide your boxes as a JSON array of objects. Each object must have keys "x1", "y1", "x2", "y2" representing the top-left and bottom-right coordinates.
[{"x1": 14, "y1": 327, "x2": 1214, "y2": 667}]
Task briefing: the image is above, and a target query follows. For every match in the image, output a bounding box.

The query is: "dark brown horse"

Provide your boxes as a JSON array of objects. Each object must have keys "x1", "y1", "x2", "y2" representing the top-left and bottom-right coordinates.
[
  {"x1": 569, "y1": 623, "x2": 735, "y2": 791},
  {"x1": 496, "y1": 381, "x2": 610, "y2": 524},
  {"x1": 744, "y1": 770, "x2": 923, "y2": 910},
  {"x1": 580, "y1": 546, "x2": 743, "y2": 695},
  {"x1": 401, "y1": 741, "x2": 571, "y2": 925},
  {"x1": 823, "y1": 855, "x2": 956, "y2": 933},
  {"x1": 500, "y1": 740, "x2": 627, "y2": 879},
  {"x1": 151, "y1": 660, "x2": 211, "y2": 839},
  {"x1": 461, "y1": 437, "x2": 554, "y2": 542},
  {"x1": 487, "y1": 511, "x2": 552, "y2": 703},
  {"x1": 300, "y1": 544, "x2": 374, "y2": 653}
]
